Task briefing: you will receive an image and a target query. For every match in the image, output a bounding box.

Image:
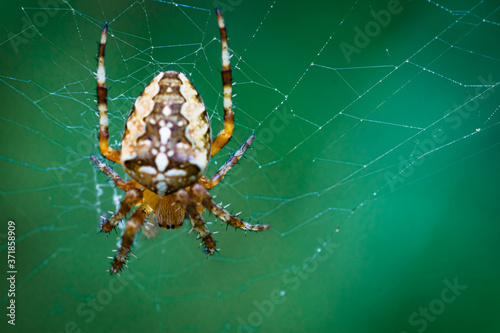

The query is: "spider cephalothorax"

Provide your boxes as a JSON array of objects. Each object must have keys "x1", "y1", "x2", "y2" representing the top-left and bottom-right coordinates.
[{"x1": 91, "y1": 9, "x2": 269, "y2": 274}]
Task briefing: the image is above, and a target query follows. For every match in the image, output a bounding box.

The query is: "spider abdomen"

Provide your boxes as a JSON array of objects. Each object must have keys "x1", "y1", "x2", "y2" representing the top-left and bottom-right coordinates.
[{"x1": 121, "y1": 71, "x2": 211, "y2": 196}]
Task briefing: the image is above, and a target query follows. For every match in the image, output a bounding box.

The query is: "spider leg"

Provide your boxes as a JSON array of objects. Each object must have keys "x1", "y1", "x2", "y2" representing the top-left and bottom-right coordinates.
[
  {"x1": 90, "y1": 155, "x2": 141, "y2": 192},
  {"x1": 110, "y1": 203, "x2": 150, "y2": 274},
  {"x1": 211, "y1": 9, "x2": 234, "y2": 157},
  {"x1": 191, "y1": 183, "x2": 270, "y2": 231},
  {"x1": 101, "y1": 188, "x2": 143, "y2": 232},
  {"x1": 97, "y1": 24, "x2": 121, "y2": 163},
  {"x1": 91, "y1": 155, "x2": 143, "y2": 232},
  {"x1": 199, "y1": 134, "x2": 254, "y2": 190},
  {"x1": 175, "y1": 188, "x2": 217, "y2": 255}
]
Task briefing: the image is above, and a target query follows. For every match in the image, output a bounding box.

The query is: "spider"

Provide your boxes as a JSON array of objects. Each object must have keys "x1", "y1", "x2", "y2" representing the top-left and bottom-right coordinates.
[{"x1": 90, "y1": 9, "x2": 270, "y2": 274}]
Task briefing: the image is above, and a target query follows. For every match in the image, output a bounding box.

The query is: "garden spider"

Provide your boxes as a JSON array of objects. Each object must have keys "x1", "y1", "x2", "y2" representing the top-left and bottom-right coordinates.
[{"x1": 91, "y1": 9, "x2": 270, "y2": 274}]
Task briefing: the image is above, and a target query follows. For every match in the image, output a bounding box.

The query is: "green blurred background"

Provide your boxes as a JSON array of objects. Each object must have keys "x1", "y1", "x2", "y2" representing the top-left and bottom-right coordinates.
[{"x1": 1, "y1": 0, "x2": 500, "y2": 332}]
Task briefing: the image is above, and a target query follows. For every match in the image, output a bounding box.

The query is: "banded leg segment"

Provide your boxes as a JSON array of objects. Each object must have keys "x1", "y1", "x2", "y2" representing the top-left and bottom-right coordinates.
[
  {"x1": 191, "y1": 183, "x2": 270, "y2": 231},
  {"x1": 110, "y1": 203, "x2": 150, "y2": 274},
  {"x1": 91, "y1": 155, "x2": 143, "y2": 232},
  {"x1": 211, "y1": 9, "x2": 234, "y2": 156},
  {"x1": 97, "y1": 24, "x2": 121, "y2": 164},
  {"x1": 199, "y1": 134, "x2": 255, "y2": 190},
  {"x1": 90, "y1": 155, "x2": 141, "y2": 191},
  {"x1": 101, "y1": 188, "x2": 143, "y2": 232},
  {"x1": 175, "y1": 189, "x2": 216, "y2": 255}
]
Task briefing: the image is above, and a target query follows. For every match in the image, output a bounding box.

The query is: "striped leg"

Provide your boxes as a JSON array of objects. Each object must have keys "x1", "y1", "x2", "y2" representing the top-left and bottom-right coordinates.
[
  {"x1": 199, "y1": 134, "x2": 255, "y2": 190},
  {"x1": 91, "y1": 156, "x2": 149, "y2": 273},
  {"x1": 90, "y1": 155, "x2": 140, "y2": 192},
  {"x1": 97, "y1": 24, "x2": 121, "y2": 163},
  {"x1": 110, "y1": 203, "x2": 150, "y2": 274},
  {"x1": 175, "y1": 189, "x2": 217, "y2": 255},
  {"x1": 101, "y1": 188, "x2": 143, "y2": 233},
  {"x1": 90, "y1": 155, "x2": 142, "y2": 232},
  {"x1": 211, "y1": 9, "x2": 234, "y2": 156},
  {"x1": 191, "y1": 183, "x2": 270, "y2": 231}
]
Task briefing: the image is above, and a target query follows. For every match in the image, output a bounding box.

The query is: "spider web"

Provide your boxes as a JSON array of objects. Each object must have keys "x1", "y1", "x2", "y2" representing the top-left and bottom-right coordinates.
[{"x1": 1, "y1": 0, "x2": 500, "y2": 332}]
